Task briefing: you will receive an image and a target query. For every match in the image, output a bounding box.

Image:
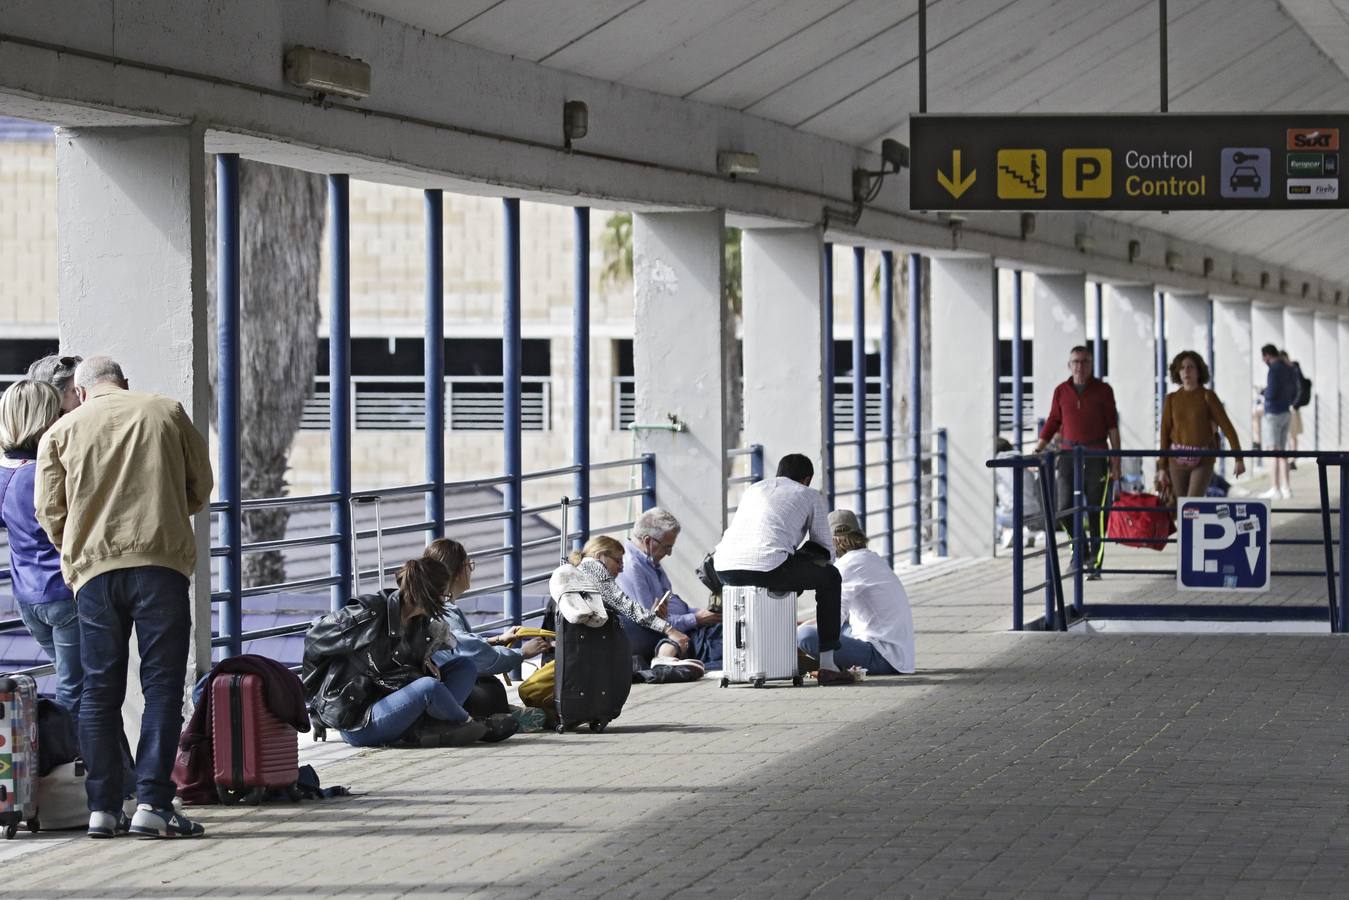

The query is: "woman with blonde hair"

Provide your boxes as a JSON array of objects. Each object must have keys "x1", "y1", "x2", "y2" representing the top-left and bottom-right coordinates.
[
  {"x1": 0, "y1": 379, "x2": 83, "y2": 720},
  {"x1": 1157, "y1": 350, "x2": 1244, "y2": 499},
  {"x1": 564, "y1": 536, "x2": 690, "y2": 660}
]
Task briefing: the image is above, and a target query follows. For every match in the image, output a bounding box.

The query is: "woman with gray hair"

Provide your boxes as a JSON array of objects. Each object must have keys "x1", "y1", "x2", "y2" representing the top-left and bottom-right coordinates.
[
  {"x1": 795, "y1": 509, "x2": 915, "y2": 676},
  {"x1": 0, "y1": 378, "x2": 83, "y2": 719},
  {"x1": 26, "y1": 353, "x2": 83, "y2": 413}
]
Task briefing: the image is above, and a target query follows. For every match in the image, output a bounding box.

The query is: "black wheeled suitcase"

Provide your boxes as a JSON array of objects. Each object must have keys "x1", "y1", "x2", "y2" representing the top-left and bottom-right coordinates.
[{"x1": 550, "y1": 496, "x2": 631, "y2": 734}]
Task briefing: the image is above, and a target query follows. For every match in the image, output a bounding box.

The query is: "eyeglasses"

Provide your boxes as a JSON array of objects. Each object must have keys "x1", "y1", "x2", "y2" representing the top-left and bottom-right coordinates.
[
  {"x1": 58, "y1": 356, "x2": 81, "y2": 369},
  {"x1": 646, "y1": 535, "x2": 675, "y2": 553}
]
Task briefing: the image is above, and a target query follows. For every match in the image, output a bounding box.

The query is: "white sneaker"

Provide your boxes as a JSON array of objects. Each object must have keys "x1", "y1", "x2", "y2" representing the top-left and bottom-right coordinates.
[
  {"x1": 999, "y1": 528, "x2": 1015, "y2": 549},
  {"x1": 1259, "y1": 487, "x2": 1280, "y2": 499},
  {"x1": 1280, "y1": 487, "x2": 1293, "y2": 500}
]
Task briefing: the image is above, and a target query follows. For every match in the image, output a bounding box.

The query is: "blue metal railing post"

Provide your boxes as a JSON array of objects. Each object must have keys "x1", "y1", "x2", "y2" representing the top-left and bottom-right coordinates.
[
  {"x1": 1340, "y1": 458, "x2": 1348, "y2": 632},
  {"x1": 1012, "y1": 461, "x2": 1024, "y2": 631},
  {"x1": 641, "y1": 452, "x2": 657, "y2": 511},
  {"x1": 881, "y1": 250, "x2": 896, "y2": 566},
  {"x1": 1156, "y1": 291, "x2": 1167, "y2": 433},
  {"x1": 750, "y1": 444, "x2": 764, "y2": 483},
  {"x1": 937, "y1": 428, "x2": 948, "y2": 555},
  {"x1": 823, "y1": 242, "x2": 835, "y2": 506},
  {"x1": 1093, "y1": 281, "x2": 1104, "y2": 379},
  {"x1": 216, "y1": 153, "x2": 242, "y2": 657},
  {"x1": 1012, "y1": 270, "x2": 1024, "y2": 450},
  {"x1": 852, "y1": 246, "x2": 867, "y2": 521},
  {"x1": 1072, "y1": 443, "x2": 1085, "y2": 614},
  {"x1": 503, "y1": 198, "x2": 523, "y2": 629},
  {"x1": 425, "y1": 189, "x2": 445, "y2": 539},
  {"x1": 573, "y1": 206, "x2": 591, "y2": 549},
  {"x1": 328, "y1": 174, "x2": 352, "y2": 611},
  {"x1": 1044, "y1": 450, "x2": 1056, "y2": 625},
  {"x1": 909, "y1": 253, "x2": 923, "y2": 565}
]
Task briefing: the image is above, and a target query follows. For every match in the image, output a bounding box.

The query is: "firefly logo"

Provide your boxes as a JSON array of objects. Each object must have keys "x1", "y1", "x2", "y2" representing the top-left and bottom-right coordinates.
[{"x1": 1287, "y1": 129, "x2": 1339, "y2": 151}]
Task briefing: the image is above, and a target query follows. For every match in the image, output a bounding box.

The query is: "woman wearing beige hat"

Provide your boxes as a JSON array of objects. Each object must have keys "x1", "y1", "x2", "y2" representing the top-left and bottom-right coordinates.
[{"x1": 796, "y1": 509, "x2": 915, "y2": 675}]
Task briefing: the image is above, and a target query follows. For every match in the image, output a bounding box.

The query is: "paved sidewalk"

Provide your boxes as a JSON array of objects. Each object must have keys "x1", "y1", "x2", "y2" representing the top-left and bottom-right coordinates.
[{"x1": 5, "y1": 469, "x2": 1349, "y2": 898}]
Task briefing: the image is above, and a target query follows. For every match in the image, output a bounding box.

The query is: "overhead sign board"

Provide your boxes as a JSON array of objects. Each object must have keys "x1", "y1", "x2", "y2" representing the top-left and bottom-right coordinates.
[
  {"x1": 1177, "y1": 498, "x2": 1270, "y2": 592},
  {"x1": 910, "y1": 114, "x2": 1346, "y2": 211}
]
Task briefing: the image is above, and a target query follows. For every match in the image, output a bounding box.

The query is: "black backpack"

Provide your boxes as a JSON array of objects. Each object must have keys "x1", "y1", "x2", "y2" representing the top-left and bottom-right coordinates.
[{"x1": 1294, "y1": 365, "x2": 1313, "y2": 409}]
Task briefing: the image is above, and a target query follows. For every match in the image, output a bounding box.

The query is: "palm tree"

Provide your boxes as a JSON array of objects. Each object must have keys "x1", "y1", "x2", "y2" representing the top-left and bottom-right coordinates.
[{"x1": 206, "y1": 159, "x2": 326, "y2": 588}]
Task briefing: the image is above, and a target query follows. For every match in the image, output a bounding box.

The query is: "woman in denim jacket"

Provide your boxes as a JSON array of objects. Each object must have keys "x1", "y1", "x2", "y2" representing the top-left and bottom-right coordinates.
[{"x1": 0, "y1": 379, "x2": 82, "y2": 720}]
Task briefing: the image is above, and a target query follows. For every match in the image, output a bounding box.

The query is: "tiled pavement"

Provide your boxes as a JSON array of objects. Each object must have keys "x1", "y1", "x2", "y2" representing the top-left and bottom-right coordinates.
[{"x1": 5, "y1": 468, "x2": 1349, "y2": 898}]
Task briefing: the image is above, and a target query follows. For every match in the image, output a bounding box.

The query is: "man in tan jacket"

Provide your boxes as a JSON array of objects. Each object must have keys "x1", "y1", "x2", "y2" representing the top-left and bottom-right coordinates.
[{"x1": 36, "y1": 356, "x2": 213, "y2": 840}]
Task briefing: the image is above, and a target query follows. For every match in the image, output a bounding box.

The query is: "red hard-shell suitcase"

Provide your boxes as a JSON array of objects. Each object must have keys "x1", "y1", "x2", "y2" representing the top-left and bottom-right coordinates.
[
  {"x1": 211, "y1": 673, "x2": 300, "y2": 804},
  {"x1": 1106, "y1": 491, "x2": 1175, "y2": 551},
  {"x1": 0, "y1": 674, "x2": 39, "y2": 838}
]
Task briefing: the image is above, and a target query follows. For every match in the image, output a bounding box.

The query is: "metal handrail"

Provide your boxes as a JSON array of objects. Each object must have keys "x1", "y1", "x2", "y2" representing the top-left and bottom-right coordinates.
[{"x1": 988, "y1": 448, "x2": 1349, "y2": 632}]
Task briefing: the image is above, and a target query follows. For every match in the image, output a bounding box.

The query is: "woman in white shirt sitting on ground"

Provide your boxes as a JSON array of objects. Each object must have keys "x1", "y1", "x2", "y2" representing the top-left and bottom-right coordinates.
[{"x1": 796, "y1": 510, "x2": 915, "y2": 675}]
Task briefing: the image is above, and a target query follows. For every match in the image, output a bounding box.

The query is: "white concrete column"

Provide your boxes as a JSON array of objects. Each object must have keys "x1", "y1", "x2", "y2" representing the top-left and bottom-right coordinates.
[
  {"x1": 1340, "y1": 318, "x2": 1349, "y2": 448},
  {"x1": 632, "y1": 209, "x2": 729, "y2": 602},
  {"x1": 1106, "y1": 284, "x2": 1157, "y2": 450},
  {"x1": 57, "y1": 125, "x2": 210, "y2": 735},
  {"x1": 930, "y1": 256, "x2": 996, "y2": 557},
  {"x1": 1315, "y1": 314, "x2": 1340, "y2": 450},
  {"x1": 1030, "y1": 272, "x2": 1086, "y2": 418},
  {"x1": 741, "y1": 227, "x2": 826, "y2": 479},
  {"x1": 1285, "y1": 308, "x2": 1317, "y2": 448},
  {"x1": 1167, "y1": 293, "x2": 1212, "y2": 368},
  {"x1": 1212, "y1": 297, "x2": 1254, "y2": 452}
]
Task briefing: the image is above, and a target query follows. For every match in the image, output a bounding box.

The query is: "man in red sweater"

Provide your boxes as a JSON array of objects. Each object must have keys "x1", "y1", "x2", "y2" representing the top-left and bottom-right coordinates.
[{"x1": 1032, "y1": 345, "x2": 1121, "y2": 579}]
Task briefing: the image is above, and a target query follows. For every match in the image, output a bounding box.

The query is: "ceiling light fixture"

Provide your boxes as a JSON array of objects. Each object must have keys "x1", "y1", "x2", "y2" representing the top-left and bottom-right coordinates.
[{"x1": 284, "y1": 46, "x2": 371, "y2": 100}]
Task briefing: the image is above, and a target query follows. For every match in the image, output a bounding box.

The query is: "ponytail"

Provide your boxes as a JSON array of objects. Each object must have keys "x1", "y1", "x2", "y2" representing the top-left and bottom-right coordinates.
[{"x1": 395, "y1": 557, "x2": 451, "y2": 622}]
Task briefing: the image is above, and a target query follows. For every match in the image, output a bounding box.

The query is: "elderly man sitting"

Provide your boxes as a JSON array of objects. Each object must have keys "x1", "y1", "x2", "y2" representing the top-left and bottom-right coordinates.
[
  {"x1": 796, "y1": 510, "x2": 914, "y2": 676},
  {"x1": 616, "y1": 507, "x2": 723, "y2": 670}
]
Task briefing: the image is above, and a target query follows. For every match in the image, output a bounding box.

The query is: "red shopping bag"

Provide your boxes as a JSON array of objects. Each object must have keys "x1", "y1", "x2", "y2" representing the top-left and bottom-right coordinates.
[{"x1": 1105, "y1": 491, "x2": 1174, "y2": 551}]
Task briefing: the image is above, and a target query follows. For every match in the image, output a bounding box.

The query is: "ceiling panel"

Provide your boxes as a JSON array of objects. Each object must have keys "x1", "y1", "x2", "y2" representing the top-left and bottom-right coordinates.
[{"x1": 347, "y1": 0, "x2": 1349, "y2": 284}]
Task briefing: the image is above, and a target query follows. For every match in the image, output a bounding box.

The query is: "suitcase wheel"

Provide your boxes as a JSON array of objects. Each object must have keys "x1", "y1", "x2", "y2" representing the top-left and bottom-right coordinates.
[
  {"x1": 26, "y1": 817, "x2": 39, "y2": 834},
  {"x1": 589, "y1": 720, "x2": 607, "y2": 734},
  {"x1": 285, "y1": 784, "x2": 302, "y2": 802},
  {"x1": 792, "y1": 676, "x2": 804, "y2": 687},
  {"x1": 752, "y1": 677, "x2": 767, "y2": 688},
  {"x1": 554, "y1": 722, "x2": 567, "y2": 735},
  {"x1": 4, "y1": 823, "x2": 16, "y2": 840},
  {"x1": 217, "y1": 785, "x2": 266, "y2": 806},
  {"x1": 719, "y1": 677, "x2": 729, "y2": 689}
]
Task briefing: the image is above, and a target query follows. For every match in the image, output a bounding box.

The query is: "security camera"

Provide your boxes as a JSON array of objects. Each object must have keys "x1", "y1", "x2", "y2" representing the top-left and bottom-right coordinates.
[{"x1": 881, "y1": 139, "x2": 910, "y2": 172}]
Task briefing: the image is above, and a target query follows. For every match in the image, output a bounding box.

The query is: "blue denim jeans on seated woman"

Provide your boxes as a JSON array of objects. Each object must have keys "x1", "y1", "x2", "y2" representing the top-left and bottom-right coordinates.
[
  {"x1": 340, "y1": 651, "x2": 477, "y2": 747},
  {"x1": 18, "y1": 596, "x2": 83, "y2": 723},
  {"x1": 795, "y1": 623, "x2": 897, "y2": 675},
  {"x1": 78, "y1": 566, "x2": 191, "y2": 813}
]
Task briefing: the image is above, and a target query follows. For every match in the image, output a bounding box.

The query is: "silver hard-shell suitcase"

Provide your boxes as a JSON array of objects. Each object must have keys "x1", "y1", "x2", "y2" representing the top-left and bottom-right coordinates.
[{"x1": 719, "y1": 585, "x2": 802, "y2": 688}]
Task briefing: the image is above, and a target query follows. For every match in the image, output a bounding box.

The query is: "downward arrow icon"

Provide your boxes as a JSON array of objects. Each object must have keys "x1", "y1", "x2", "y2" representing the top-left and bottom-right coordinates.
[
  {"x1": 937, "y1": 149, "x2": 976, "y2": 199},
  {"x1": 1244, "y1": 528, "x2": 1261, "y2": 574}
]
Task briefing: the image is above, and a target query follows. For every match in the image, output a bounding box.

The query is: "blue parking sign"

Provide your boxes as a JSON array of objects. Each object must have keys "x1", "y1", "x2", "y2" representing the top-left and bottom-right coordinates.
[{"x1": 1177, "y1": 499, "x2": 1270, "y2": 591}]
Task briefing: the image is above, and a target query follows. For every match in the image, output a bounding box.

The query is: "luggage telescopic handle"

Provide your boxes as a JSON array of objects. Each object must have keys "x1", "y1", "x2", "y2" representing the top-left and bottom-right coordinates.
[
  {"x1": 559, "y1": 496, "x2": 570, "y2": 565},
  {"x1": 350, "y1": 495, "x2": 385, "y2": 596}
]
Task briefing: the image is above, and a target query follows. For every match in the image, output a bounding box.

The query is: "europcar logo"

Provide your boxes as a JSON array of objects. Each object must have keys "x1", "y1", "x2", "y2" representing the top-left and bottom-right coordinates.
[{"x1": 1287, "y1": 128, "x2": 1339, "y2": 150}]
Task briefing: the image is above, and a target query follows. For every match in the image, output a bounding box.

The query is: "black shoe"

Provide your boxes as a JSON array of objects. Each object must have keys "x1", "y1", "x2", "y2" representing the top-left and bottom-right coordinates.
[
  {"x1": 1086, "y1": 569, "x2": 1102, "y2": 581},
  {"x1": 410, "y1": 719, "x2": 488, "y2": 747},
  {"x1": 478, "y1": 713, "x2": 519, "y2": 743},
  {"x1": 1289, "y1": 460, "x2": 1298, "y2": 470}
]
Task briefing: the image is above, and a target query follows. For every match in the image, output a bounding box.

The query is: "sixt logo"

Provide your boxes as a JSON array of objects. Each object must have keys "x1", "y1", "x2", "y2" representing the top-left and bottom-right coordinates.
[{"x1": 1287, "y1": 128, "x2": 1339, "y2": 150}]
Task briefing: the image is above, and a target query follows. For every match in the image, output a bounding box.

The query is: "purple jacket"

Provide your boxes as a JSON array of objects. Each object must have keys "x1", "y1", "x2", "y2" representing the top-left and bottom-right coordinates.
[{"x1": 0, "y1": 450, "x2": 72, "y2": 605}]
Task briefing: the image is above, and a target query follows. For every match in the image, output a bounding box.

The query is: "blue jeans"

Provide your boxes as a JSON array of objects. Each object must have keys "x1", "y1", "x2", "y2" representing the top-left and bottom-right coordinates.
[
  {"x1": 796, "y1": 623, "x2": 898, "y2": 675},
  {"x1": 340, "y1": 651, "x2": 476, "y2": 747},
  {"x1": 18, "y1": 597, "x2": 83, "y2": 722},
  {"x1": 78, "y1": 566, "x2": 191, "y2": 812}
]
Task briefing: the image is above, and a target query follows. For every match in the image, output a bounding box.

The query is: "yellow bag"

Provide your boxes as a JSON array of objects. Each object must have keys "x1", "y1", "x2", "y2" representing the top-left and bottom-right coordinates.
[{"x1": 517, "y1": 660, "x2": 555, "y2": 710}]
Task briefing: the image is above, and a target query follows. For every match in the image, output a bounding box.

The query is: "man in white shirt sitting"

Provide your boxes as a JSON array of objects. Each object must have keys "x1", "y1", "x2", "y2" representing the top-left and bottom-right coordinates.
[
  {"x1": 797, "y1": 509, "x2": 915, "y2": 676},
  {"x1": 712, "y1": 453, "x2": 851, "y2": 686}
]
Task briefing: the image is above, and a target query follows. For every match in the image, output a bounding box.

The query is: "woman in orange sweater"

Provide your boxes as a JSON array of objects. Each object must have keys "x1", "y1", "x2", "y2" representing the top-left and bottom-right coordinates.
[{"x1": 1157, "y1": 350, "x2": 1244, "y2": 498}]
